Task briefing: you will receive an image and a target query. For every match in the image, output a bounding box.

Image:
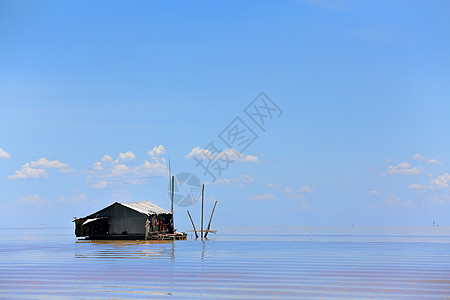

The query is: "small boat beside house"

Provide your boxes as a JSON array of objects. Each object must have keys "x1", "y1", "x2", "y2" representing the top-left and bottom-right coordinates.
[{"x1": 73, "y1": 201, "x2": 187, "y2": 240}]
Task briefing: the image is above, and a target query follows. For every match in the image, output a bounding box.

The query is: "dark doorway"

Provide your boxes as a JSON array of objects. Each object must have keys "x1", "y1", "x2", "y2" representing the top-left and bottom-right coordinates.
[{"x1": 92, "y1": 218, "x2": 109, "y2": 236}]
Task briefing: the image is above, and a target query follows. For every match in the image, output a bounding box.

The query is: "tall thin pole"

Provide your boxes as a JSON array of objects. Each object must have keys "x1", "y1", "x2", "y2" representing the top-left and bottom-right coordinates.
[
  {"x1": 201, "y1": 184, "x2": 204, "y2": 239},
  {"x1": 171, "y1": 176, "x2": 174, "y2": 214},
  {"x1": 187, "y1": 210, "x2": 198, "y2": 239},
  {"x1": 168, "y1": 157, "x2": 171, "y2": 197},
  {"x1": 171, "y1": 175, "x2": 174, "y2": 233},
  {"x1": 205, "y1": 200, "x2": 217, "y2": 238}
]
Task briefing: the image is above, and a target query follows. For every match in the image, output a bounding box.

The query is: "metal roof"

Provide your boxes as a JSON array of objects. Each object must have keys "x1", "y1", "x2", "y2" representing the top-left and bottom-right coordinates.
[
  {"x1": 82, "y1": 217, "x2": 108, "y2": 226},
  {"x1": 119, "y1": 201, "x2": 171, "y2": 215}
]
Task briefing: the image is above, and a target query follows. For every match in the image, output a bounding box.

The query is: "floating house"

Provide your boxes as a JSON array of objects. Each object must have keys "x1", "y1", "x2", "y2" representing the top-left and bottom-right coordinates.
[{"x1": 73, "y1": 201, "x2": 186, "y2": 240}]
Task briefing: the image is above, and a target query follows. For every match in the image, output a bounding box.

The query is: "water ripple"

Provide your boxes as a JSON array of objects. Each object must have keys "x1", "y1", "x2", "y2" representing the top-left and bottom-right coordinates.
[{"x1": 0, "y1": 227, "x2": 449, "y2": 299}]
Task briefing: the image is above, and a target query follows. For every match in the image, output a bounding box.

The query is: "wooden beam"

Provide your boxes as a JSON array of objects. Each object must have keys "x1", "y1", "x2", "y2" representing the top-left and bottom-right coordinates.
[
  {"x1": 201, "y1": 184, "x2": 204, "y2": 239},
  {"x1": 185, "y1": 230, "x2": 216, "y2": 234},
  {"x1": 187, "y1": 210, "x2": 198, "y2": 239},
  {"x1": 205, "y1": 200, "x2": 217, "y2": 238}
]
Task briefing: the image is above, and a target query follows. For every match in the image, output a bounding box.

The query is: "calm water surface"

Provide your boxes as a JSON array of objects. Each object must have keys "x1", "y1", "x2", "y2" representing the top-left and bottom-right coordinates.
[{"x1": 1, "y1": 226, "x2": 450, "y2": 299}]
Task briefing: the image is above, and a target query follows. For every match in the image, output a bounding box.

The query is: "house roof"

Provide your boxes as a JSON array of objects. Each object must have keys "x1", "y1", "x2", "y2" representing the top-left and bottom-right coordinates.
[
  {"x1": 82, "y1": 216, "x2": 108, "y2": 226},
  {"x1": 119, "y1": 201, "x2": 171, "y2": 215},
  {"x1": 73, "y1": 200, "x2": 171, "y2": 223}
]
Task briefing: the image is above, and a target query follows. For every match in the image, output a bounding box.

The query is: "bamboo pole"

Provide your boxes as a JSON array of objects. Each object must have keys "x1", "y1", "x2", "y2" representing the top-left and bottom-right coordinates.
[
  {"x1": 171, "y1": 176, "x2": 174, "y2": 214},
  {"x1": 204, "y1": 200, "x2": 217, "y2": 238},
  {"x1": 171, "y1": 175, "x2": 174, "y2": 233},
  {"x1": 201, "y1": 184, "x2": 204, "y2": 239},
  {"x1": 187, "y1": 210, "x2": 198, "y2": 239}
]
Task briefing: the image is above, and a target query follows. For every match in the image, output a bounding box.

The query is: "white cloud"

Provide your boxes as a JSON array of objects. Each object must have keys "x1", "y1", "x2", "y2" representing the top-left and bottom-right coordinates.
[
  {"x1": 222, "y1": 149, "x2": 259, "y2": 163},
  {"x1": 266, "y1": 183, "x2": 314, "y2": 209},
  {"x1": 431, "y1": 173, "x2": 450, "y2": 188},
  {"x1": 30, "y1": 158, "x2": 69, "y2": 169},
  {"x1": 148, "y1": 145, "x2": 165, "y2": 157},
  {"x1": 413, "y1": 154, "x2": 425, "y2": 161},
  {"x1": 145, "y1": 145, "x2": 166, "y2": 167},
  {"x1": 117, "y1": 151, "x2": 136, "y2": 162},
  {"x1": 290, "y1": 193, "x2": 305, "y2": 200},
  {"x1": 185, "y1": 146, "x2": 259, "y2": 163},
  {"x1": 19, "y1": 194, "x2": 48, "y2": 204},
  {"x1": 294, "y1": 200, "x2": 311, "y2": 211},
  {"x1": 208, "y1": 174, "x2": 254, "y2": 187},
  {"x1": 238, "y1": 174, "x2": 254, "y2": 185},
  {"x1": 8, "y1": 163, "x2": 47, "y2": 179},
  {"x1": 185, "y1": 146, "x2": 210, "y2": 159},
  {"x1": 284, "y1": 187, "x2": 293, "y2": 193},
  {"x1": 428, "y1": 159, "x2": 442, "y2": 165},
  {"x1": 87, "y1": 148, "x2": 168, "y2": 188},
  {"x1": 93, "y1": 155, "x2": 113, "y2": 170},
  {"x1": 383, "y1": 162, "x2": 424, "y2": 176},
  {"x1": 111, "y1": 163, "x2": 128, "y2": 176},
  {"x1": 409, "y1": 173, "x2": 450, "y2": 190},
  {"x1": 267, "y1": 183, "x2": 282, "y2": 188},
  {"x1": 409, "y1": 184, "x2": 426, "y2": 190},
  {"x1": 0, "y1": 148, "x2": 11, "y2": 159},
  {"x1": 58, "y1": 167, "x2": 77, "y2": 174},
  {"x1": 369, "y1": 190, "x2": 379, "y2": 195},
  {"x1": 207, "y1": 195, "x2": 222, "y2": 203},
  {"x1": 102, "y1": 155, "x2": 113, "y2": 161},
  {"x1": 261, "y1": 183, "x2": 316, "y2": 209},
  {"x1": 411, "y1": 154, "x2": 442, "y2": 165},
  {"x1": 397, "y1": 162, "x2": 410, "y2": 168},
  {"x1": 212, "y1": 178, "x2": 233, "y2": 185},
  {"x1": 57, "y1": 194, "x2": 87, "y2": 203},
  {"x1": 300, "y1": 185, "x2": 314, "y2": 193},
  {"x1": 91, "y1": 180, "x2": 108, "y2": 189},
  {"x1": 248, "y1": 193, "x2": 276, "y2": 201},
  {"x1": 385, "y1": 193, "x2": 414, "y2": 208},
  {"x1": 268, "y1": 183, "x2": 314, "y2": 194},
  {"x1": 133, "y1": 159, "x2": 167, "y2": 177},
  {"x1": 9, "y1": 157, "x2": 74, "y2": 179},
  {"x1": 93, "y1": 162, "x2": 102, "y2": 170}
]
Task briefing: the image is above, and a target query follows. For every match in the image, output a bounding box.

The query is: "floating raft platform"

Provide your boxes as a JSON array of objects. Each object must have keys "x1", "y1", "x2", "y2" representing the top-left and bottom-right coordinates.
[{"x1": 80, "y1": 231, "x2": 187, "y2": 241}]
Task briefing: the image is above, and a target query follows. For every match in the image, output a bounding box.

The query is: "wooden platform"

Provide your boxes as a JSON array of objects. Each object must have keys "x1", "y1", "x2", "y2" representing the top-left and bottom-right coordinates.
[{"x1": 80, "y1": 232, "x2": 187, "y2": 241}]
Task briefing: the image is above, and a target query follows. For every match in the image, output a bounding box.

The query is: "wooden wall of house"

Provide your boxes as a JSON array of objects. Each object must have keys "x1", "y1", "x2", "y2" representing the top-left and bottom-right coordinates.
[{"x1": 93, "y1": 203, "x2": 148, "y2": 234}]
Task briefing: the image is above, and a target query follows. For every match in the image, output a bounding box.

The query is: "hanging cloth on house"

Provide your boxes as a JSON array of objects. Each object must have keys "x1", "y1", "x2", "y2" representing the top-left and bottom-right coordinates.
[{"x1": 145, "y1": 219, "x2": 151, "y2": 240}]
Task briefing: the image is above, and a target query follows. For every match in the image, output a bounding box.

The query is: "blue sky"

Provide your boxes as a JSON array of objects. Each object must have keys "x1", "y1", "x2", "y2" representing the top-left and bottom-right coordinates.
[{"x1": 1, "y1": 0, "x2": 450, "y2": 228}]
